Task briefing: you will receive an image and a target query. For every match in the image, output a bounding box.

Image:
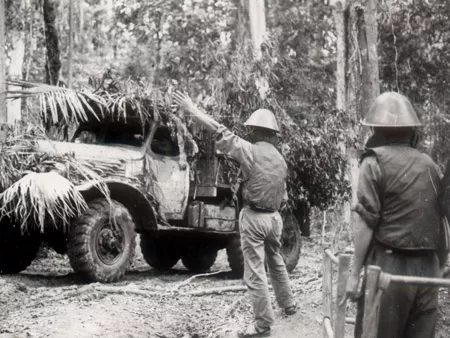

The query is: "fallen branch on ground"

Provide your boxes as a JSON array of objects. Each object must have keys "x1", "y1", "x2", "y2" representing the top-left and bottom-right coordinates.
[
  {"x1": 187, "y1": 285, "x2": 248, "y2": 296},
  {"x1": 26, "y1": 281, "x2": 251, "y2": 306},
  {"x1": 172, "y1": 270, "x2": 225, "y2": 291}
]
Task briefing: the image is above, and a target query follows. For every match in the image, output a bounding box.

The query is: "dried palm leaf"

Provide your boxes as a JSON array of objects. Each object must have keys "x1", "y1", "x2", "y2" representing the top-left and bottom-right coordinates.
[{"x1": 0, "y1": 172, "x2": 87, "y2": 233}]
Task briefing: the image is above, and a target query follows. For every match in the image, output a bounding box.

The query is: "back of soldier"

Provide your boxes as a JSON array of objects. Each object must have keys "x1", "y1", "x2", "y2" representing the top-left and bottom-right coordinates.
[{"x1": 242, "y1": 142, "x2": 287, "y2": 212}]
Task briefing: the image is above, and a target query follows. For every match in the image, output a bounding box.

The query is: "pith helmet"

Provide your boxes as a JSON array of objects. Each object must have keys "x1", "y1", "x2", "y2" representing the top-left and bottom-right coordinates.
[
  {"x1": 362, "y1": 92, "x2": 421, "y2": 127},
  {"x1": 244, "y1": 109, "x2": 280, "y2": 132}
]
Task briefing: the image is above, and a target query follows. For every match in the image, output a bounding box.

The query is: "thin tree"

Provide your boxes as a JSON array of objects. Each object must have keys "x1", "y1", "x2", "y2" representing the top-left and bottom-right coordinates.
[
  {"x1": 248, "y1": 0, "x2": 268, "y2": 99},
  {"x1": 248, "y1": 0, "x2": 266, "y2": 60},
  {"x1": 68, "y1": 0, "x2": 74, "y2": 88},
  {"x1": 0, "y1": 0, "x2": 6, "y2": 125},
  {"x1": 332, "y1": 0, "x2": 380, "y2": 228},
  {"x1": 43, "y1": 0, "x2": 61, "y2": 85},
  {"x1": 231, "y1": 0, "x2": 249, "y2": 51}
]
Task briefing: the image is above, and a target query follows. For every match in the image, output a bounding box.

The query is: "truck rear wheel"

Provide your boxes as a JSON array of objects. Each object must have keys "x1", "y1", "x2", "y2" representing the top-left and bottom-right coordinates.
[
  {"x1": 140, "y1": 234, "x2": 180, "y2": 270},
  {"x1": 0, "y1": 223, "x2": 41, "y2": 274},
  {"x1": 280, "y1": 210, "x2": 302, "y2": 273},
  {"x1": 67, "y1": 198, "x2": 136, "y2": 283},
  {"x1": 226, "y1": 236, "x2": 244, "y2": 278},
  {"x1": 181, "y1": 248, "x2": 217, "y2": 272}
]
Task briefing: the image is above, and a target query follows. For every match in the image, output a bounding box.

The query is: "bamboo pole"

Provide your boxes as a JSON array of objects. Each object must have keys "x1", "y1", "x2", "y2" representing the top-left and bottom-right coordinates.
[
  {"x1": 323, "y1": 249, "x2": 333, "y2": 338},
  {"x1": 362, "y1": 265, "x2": 381, "y2": 338},
  {"x1": 334, "y1": 254, "x2": 351, "y2": 338},
  {"x1": 389, "y1": 274, "x2": 450, "y2": 288}
]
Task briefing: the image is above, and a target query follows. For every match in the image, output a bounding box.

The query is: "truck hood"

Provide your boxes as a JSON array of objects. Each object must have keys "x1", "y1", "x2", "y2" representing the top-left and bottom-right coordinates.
[
  {"x1": 34, "y1": 140, "x2": 146, "y2": 179},
  {"x1": 35, "y1": 140, "x2": 144, "y2": 162}
]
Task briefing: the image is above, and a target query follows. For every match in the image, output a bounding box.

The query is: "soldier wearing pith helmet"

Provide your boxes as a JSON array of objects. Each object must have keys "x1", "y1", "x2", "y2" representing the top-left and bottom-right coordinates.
[
  {"x1": 345, "y1": 92, "x2": 443, "y2": 338},
  {"x1": 173, "y1": 92, "x2": 296, "y2": 338}
]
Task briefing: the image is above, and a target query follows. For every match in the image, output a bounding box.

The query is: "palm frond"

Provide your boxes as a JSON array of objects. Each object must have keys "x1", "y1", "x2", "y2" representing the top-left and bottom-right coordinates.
[
  {"x1": 0, "y1": 172, "x2": 87, "y2": 233},
  {"x1": 6, "y1": 80, "x2": 107, "y2": 124}
]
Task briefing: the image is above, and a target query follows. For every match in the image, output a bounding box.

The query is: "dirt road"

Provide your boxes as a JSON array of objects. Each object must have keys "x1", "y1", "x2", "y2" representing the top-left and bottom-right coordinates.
[
  {"x1": 0, "y1": 237, "x2": 326, "y2": 338},
  {"x1": 1, "y1": 234, "x2": 448, "y2": 338}
]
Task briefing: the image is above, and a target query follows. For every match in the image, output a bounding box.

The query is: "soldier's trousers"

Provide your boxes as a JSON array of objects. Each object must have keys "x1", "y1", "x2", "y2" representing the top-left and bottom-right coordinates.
[
  {"x1": 239, "y1": 207, "x2": 295, "y2": 328},
  {"x1": 355, "y1": 243, "x2": 439, "y2": 338}
]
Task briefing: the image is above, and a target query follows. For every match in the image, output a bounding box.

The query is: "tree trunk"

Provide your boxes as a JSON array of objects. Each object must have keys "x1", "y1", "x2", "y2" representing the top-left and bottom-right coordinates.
[
  {"x1": 0, "y1": 0, "x2": 6, "y2": 125},
  {"x1": 78, "y1": 0, "x2": 84, "y2": 37},
  {"x1": 332, "y1": 0, "x2": 352, "y2": 223},
  {"x1": 248, "y1": 0, "x2": 266, "y2": 60},
  {"x1": 68, "y1": 0, "x2": 74, "y2": 88},
  {"x1": 7, "y1": 29, "x2": 25, "y2": 123},
  {"x1": 43, "y1": 0, "x2": 61, "y2": 85},
  {"x1": 333, "y1": 0, "x2": 347, "y2": 112},
  {"x1": 358, "y1": 0, "x2": 380, "y2": 124},
  {"x1": 24, "y1": 1, "x2": 36, "y2": 82},
  {"x1": 232, "y1": 0, "x2": 250, "y2": 50},
  {"x1": 347, "y1": 0, "x2": 379, "y2": 135},
  {"x1": 337, "y1": 0, "x2": 380, "y2": 230},
  {"x1": 248, "y1": 0, "x2": 268, "y2": 100}
]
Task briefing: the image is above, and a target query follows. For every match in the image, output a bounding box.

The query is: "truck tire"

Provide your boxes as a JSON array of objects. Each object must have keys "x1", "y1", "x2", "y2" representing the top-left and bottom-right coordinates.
[
  {"x1": 280, "y1": 210, "x2": 302, "y2": 273},
  {"x1": 181, "y1": 248, "x2": 217, "y2": 272},
  {"x1": 0, "y1": 223, "x2": 41, "y2": 274},
  {"x1": 140, "y1": 234, "x2": 180, "y2": 270},
  {"x1": 226, "y1": 236, "x2": 244, "y2": 278},
  {"x1": 67, "y1": 198, "x2": 136, "y2": 283}
]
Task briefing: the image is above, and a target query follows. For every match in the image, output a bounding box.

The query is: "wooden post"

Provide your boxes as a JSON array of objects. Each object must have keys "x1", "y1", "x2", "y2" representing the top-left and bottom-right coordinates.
[
  {"x1": 362, "y1": 265, "x2": 381, "y2": 338},
  {"x1": 334, "y1": 254, "x2": 351, "y2": 338},
  {"x1": 0, "y1": 0, "x2": 6, "y2": 124},
  {"x1": 322, "y1": 248, "x2": 333, "y2": 338}
]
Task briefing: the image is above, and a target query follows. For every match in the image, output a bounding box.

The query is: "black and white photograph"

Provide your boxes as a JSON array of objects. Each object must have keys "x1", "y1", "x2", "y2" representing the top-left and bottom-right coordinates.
[{"x1": 0, "y1": 0, "x2": 449, "y2": 337}]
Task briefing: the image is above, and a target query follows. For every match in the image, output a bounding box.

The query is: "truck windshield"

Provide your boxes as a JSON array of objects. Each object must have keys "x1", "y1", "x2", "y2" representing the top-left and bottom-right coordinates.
[{"x1": 73, "y1": 122, "x2": 147, "y2": 147}]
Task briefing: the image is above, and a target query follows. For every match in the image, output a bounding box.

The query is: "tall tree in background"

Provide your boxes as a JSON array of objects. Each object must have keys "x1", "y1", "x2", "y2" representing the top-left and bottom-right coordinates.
[
  {"x1": 7, "y1": 1, "x2": 26, "y2": 122},
  {"x1": 43, "y1": 0, "x2": 61, "y2": 85},
  {"x1": 331, "y1": 0, "x2": 380, "y2": 225},
  {"x1": 68, "y1": 0, "x2": 74, "y2": 88},
  {"x1": 233, "y1": 0, "x2": 249, "y2": 49},
  {"x1": 347, "y1": 0, "x2": 380, "y2": 130},
  {"x1": 0, "y1": 0, "x2": 6, "y2": 124},
  {"x1": 248, "y1": 0, "x2": 265, "y2": 60},
  {"x1": 332, "y1": 0, "x2": 380, "y2": 131},
  {"x1": 332, "y1": 0, "x2": 346, "y2": 112}
]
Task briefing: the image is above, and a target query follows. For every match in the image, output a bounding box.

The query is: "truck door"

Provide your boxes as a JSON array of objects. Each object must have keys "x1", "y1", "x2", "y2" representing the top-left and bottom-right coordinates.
[{"x1": 146, "y1": 125, "x2": 189, "y2": 220}]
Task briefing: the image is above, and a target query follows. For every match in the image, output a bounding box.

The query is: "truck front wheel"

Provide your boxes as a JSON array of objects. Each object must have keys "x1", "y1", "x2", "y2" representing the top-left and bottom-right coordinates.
[{"x1": 67, "y1": 198, "x2": 136, "y2": 283}]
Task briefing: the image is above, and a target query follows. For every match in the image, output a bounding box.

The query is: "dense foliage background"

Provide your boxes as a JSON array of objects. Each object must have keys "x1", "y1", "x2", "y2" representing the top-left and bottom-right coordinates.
[{"x1": 4, "y1": 0, "x2": 450, "y2": 211}]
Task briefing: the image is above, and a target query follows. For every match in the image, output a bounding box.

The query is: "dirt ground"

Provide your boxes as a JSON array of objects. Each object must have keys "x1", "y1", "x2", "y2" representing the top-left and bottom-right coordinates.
[{"x1": 0, "y1": 234, "x2": 448, "y2": 338}]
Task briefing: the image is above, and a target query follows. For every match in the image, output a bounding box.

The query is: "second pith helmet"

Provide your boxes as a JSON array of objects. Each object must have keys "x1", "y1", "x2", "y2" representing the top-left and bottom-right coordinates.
[
  {"x1": 362, "y1": 92, "x2": 421, "y2": 127},
  {"x1": 244, "y1": 109, "x2": 280, "y2": 132}
]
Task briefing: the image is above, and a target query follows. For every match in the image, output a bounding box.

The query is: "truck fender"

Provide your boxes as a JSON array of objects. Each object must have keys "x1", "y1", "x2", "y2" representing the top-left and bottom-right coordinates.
[{"x1": 76, "y1": 180, "x2": 158, "y2": 231}]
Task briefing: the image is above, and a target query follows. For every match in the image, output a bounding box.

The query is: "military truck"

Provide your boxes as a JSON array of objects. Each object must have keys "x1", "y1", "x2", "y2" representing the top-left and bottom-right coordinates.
[{"x1": 0, "y1": 85, "x2": 301, "y2": 283}]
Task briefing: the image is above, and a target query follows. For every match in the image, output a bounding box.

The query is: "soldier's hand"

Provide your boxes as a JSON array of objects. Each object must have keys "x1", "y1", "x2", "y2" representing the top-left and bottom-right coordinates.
[
  {"x1": 173, "y1": 91, "x2": 196, "y2": 113},
  {"x1": 339, "y1": 272, "x2": 361, "y2": 306}
]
